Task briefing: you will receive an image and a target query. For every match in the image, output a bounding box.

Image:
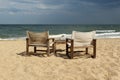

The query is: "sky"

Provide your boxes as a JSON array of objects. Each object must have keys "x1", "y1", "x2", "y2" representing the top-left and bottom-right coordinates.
[{"x1": 0, "y1": 0, "x2": 120, "y2": 24}]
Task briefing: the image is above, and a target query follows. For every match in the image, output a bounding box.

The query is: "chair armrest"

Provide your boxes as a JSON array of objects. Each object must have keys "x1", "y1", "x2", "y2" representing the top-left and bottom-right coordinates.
[
  {"x1": 91, "y1": 39, "x2": 96, "y2": 46},
  {"x1": 48, "y1": 38, "x2": 54, "y2": 41},
  {"x1": 93, "y1": 39, "x2": 96, "y2": 45},
  {"x1": 26, "y1": 38, "x2": 29, "y2": 40},
  {"x1": 26, "y1": 38, "x2": 29, "y2": 46},
  {"x1": 47, "y1": 38, "x2": 55, "y2": 46},
  {"x1": 66, "y1": 38, "x2": 74, "y2": 44},
  {"x1": 47, "y1": 38, "x2": 55, "y2": 42},
  {"x1": 66, "y1": 38, "x2": 74, "y2": 47}
]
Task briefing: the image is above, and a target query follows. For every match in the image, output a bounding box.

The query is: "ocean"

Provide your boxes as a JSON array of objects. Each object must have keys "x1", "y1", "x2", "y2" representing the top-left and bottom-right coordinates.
[{"x1": 0, "y1": 24, "x2": 120, "y2": 40}]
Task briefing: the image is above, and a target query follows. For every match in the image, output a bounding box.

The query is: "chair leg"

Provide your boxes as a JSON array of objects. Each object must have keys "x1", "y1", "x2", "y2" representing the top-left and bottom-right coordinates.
[
  {"x1": 92, "y1": 39, "x2": 96, "y2": 58},
  {"x1": 92, "y1": 46, "x2": 96, "y2": 58},
  {"x1": 66, "y1": 39, "x2": 69, "y2": 58},
  {"x1": 34, "y1": 47, "x2": 36, "y2": 53},
  {"x1": 26, "y1": 45, "x2": 29, "y2": 55},
  {"x1": 86, "y1": 48, "x2": 88, "y2": 54},
  {"x1": 66, "y1": 44, "x2": 71, "y2": 58},
  {"x1": 54, "y1": 42, "x2": 57, "y2": 56},
  {"x1": 52, "y1": 43, "x2": 55, "y2": 54},
  {"x1": 70, "y1": 47, "x2": 74, "y2": 59},
  {"x1": 66, "y1": 44, "x2": 68, "y2": 55},
  {"x1": 47, "y1": 47, "x2": 50, "y2": 56},
  {"x1": 70, "y1": 40, "x2": 74, "y2": 59},
  {"x1": 70, "y1": 43, "x2": 74, "y2": 59},
  {"x1": 26, "y1": 38, "x2": 29, "y2": 55}
]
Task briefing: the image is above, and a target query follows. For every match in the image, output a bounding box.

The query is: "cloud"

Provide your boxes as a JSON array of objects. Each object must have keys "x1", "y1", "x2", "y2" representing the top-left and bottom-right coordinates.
[
  {"x1": 79, "y1": 0, "x2": 120, "y2": 9},
  {"x1": 0, "y1": 0, "x2": 120, "y2": 15},
  {"x1": 0, "y1": 0, "x2": 65, "y2": 15},
  {"x1": 0, "y1": 0, "x2": 120, "y2": 24}
]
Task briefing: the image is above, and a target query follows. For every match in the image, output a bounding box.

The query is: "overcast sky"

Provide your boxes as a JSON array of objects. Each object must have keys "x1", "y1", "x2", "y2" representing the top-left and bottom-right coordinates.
[{"x1": 0, "y1": 0, "x2": 120, "y2": 24}]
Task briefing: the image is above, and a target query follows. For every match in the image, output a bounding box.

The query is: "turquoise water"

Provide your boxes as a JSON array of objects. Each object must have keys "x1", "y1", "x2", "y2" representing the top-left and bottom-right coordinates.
[{"x1": 0, "y1": 24, "x2": 120, "y2": 39}]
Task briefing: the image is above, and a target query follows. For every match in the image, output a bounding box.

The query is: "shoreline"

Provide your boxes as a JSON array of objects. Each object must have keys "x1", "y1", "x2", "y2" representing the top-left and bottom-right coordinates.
[{"x1": 1, "y1": 32, "x2": 120, "y2": 40}]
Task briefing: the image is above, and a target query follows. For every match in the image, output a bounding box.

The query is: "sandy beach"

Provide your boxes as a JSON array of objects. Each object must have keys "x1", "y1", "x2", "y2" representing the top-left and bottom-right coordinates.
[{"x1": 0, "y1": 38, "x2": 120, "y2": 80}]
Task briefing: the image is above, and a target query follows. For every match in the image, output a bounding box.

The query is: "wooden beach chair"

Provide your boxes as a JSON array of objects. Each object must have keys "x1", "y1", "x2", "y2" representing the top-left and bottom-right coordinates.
[
  {"x1": 66, "y1": 31, "x2": 96, "y2": 59},
  {"x1": 26, "y1": 31, "x2": 54, "y2": 56}
]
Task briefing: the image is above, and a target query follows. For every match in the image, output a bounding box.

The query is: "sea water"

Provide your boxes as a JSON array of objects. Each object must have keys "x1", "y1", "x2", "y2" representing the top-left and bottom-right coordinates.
[{"x1": 0, "y1": 24, "x2": 120, "y2": 40}]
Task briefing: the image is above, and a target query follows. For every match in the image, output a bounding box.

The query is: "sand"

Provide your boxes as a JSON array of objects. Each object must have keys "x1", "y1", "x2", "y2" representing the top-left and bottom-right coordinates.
[{"x1": 0, "y1": 38, "x2": 120, "y2": 80}]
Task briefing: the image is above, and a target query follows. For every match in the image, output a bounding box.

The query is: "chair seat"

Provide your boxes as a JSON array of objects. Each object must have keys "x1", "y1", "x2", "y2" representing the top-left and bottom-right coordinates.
[
  {"x1": 29, "y1": 42, "x2": 54, "y2": 47},
  {"x1": 29, "y1": 44, "x2": 47, "y2": 47},
  {"x1": 67, "y1": 42, "x2": 93, "y2": 48}
]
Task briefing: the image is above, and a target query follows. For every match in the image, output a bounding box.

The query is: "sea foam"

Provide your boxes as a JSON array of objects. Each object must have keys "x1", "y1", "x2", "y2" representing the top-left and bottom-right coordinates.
[{"x1": 0, "y1": 30, "x2": 120, "y2": 40}]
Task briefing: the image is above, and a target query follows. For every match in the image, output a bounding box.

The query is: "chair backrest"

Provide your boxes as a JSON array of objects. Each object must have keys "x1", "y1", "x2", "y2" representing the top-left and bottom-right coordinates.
[
  {"x1": 27, "y1": 31, "x2": 49, "y2": 44},
  {"x1": 72, "y1": 31, "x2": 96, "y2": 45}
]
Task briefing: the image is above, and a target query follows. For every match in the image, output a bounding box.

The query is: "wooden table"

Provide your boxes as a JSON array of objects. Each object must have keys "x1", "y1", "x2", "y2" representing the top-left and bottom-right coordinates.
[{"x1": 54, "y1": 40, "x2": 66, "y2": 55}]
